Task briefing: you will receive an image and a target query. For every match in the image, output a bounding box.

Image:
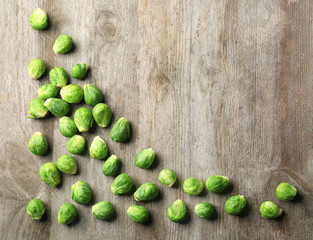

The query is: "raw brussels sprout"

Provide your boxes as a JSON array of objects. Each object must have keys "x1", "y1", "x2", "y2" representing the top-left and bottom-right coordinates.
[
  {"x1": 135, "y1": 148, "x2": 155, "y2": 169},
  {"x1": 28, "y1": 58, "x2": 46, "y2": 79},
  {"x1": 225, "y1": 195, "x2": 246, "y2": 215},
  {"x1": 60, "y1": 84, "x2": 84, "y2": 104},
  {"x1": 56, "y1": 154, "x2": 77, "y2": 174},
  {"x1": 66, "y1": 135, "x2": 85, "y2": 154},
  {"x1": 71, "y1": 181, "x2": 92, "y2": 205},
  {"x1": 83, "y1": 84, "x2": 103, "y2": 106},
  {"x1": 59, "y1": 116, "x2": 78, "y2": 137},
  {"x1": 71, "y1": 63, "x2": 89, "y2": 79},
  {"x1": 38, "y1": 84, "x2": 57, "y2": 100},
  {"x1": 158, "y1": 169, "x2": 177, "y2": 187},
  {"x1": 44, "y1": 98, "x2": 70, "y2": 117},
  {"x1": 89, "y1": 136, "x2": 108, "y2": 160},
  {"x1": 167, "y1": 199, "x2": 187, "y2": 222},
  {"x1": 74, "y1": 107, "x2": 93, "y2": 132},
  {"x1": 26, "y1": 199, "x2": 46, "y2": 220},
  {"x1": 110, "y1": 117, "x2": 130, "y2": 142},
  {"x1": 183, "y1": 177, "x2": 203, "y2": 196},
  {"x1": 92, "y1": 103, "x2": 112, "y2": 128},
  {"x1": 260, "y1": 201, "x2": 283, "y2": 219},
  {"x1": 28, "y1": 98, "x2": 49, "y2": 119},
  {"x1": 29, "y1": 8, "x2": 48, "y2": 30},
  {"x1": 92, "y1": 201, "x2": 114, "y2": 220},
  {"x1": 127, "y1": 205, "x2": 149, "y2": 223},
  {"x1": 29, "y1": 132, "x2": 48, "y2": 155},
  {"x1": 206, "y1": 175, "x2": 229, "y2": 194},
  {"x1": 39, "y1": 162, "x2": 61, "y2": 188},
  {"x1": 53, "y1": 34, "x2": 73, "y2": 54},
  {"x1": 134, "y1": 183, "x2": 158, "y2": 201},
  {"x1": 276, "y1": 182, "x2": 297, "y2": 201},
  {"x1": 58, "y1": 203, "x2": 77, "y2": 224},
  {"x1": 195, "y1": 202, "x2": 215, "y2": 219},
  {"x1": 49, "y1": 67, "x2": 68, "y2": 87},
  {"x1": 102, "y1": 155, "x2": 120, "y2": 176},
  {"x1": 111, "y1": 173, "x2": 133, "y2": 195}
]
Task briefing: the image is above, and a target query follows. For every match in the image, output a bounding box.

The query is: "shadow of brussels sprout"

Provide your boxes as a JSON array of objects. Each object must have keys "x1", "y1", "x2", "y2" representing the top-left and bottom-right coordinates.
[
  {"x1": 291, "y1": 191, "x2": 303, "y2": 203},
  {"x1": 67, "y1": 209, "x2": 80, "y2": 227},
  {"x1": 178, "y1": 208, "x2": 191, "y2": 225},
  {"x1": 65, "y1": 42, "x2": 77, "y2": 55},
  {"x1": 147, "y1": 153, "x2": 159, "y2": 170},
  {"x1": 55, "y1": 173, "x2": 63, "y2": 189},
  {"x1": 237, "y1": 200, "x2": 251, "y2": 218}
]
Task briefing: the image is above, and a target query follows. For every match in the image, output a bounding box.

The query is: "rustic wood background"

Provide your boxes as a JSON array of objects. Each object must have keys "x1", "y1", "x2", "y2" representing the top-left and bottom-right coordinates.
[{"x1": 1, "y1": 0, "x2": 313, "y2": 239}]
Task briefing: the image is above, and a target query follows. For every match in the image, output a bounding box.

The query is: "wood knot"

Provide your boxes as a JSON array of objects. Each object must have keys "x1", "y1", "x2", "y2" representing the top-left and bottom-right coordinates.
[{"x1": 96, "y1": 10, "x2": 119, "y2": 43}]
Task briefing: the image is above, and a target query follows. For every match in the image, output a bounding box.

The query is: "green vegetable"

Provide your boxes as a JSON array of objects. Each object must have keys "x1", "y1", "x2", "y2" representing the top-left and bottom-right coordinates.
[
  {"x1": 134, "y1": 183, "x2": 158, "y2": 201},
  {"x1": 39, "y1": 162, "x2": 61, "y2": 188},
  {"x1": 58, "y1": 203, "x2": 77, "y2": 224},
  {"x1": 195, "y1": 202, "x2": 215, "y2": 219},
  {"x1": 111, "y1": 173, "x2": 133, "y2": 195},
  {"x1": 28, "y1": 132, "x2": 48, "y2": 155},
  {"x1": 49, "y1": 67, "x2": 68, "y2": 87},
  {"x1": 29, "y1": 8, "x2": 48, "y2": 30},
  {"x1": 92, "y1": 201, "x2": 114, "y2": 220},
  {"x1": 225, "y1": 195, "x2": 246, "y2": 215},
  {"x1": 260, "y1": 201, "x2": 283, "y2": 219},
  {"x1": 60, "y1": 84, "x2": 84, "y2": 104},
  {"x1": 26, "y1": 199, "x2": 46, "y2": 220},
  {"x1": 167, "y1": 199, "x2": 187, "y2": 222},
  {"x1": 28, "y1": 98, "x2": 49, "y2": 119},
  {"x1": 74, "y1": 107, "x2": 93, "y2": 132},
  {"x1": 66, "y1": 135, "x2": 85, "y2": 154},
  {"x1": 71, "y1": 181, "x2": 92, "y2": 205},
  {"x1": 44, "y1": 98, "x2": 70, "y2": 117},
  {"x1": 110, "y1": 117, "x2": 130, "y2": 142},
  {"x1": 276, "y1": 182, "x2": 297, "y2": 201},
  {"x1": 158, "y1": 169, "x2": 177, "y2": 187},
  {"x1": 83, "y1": 84, "x2": 103, "y2": 106},
  {"x1": 92, "y1": 103, "x2": 112, "y2": 128},
  {"x1": 59, "y1": 116, "x2": 78, "y2": 137},
  {"x1": 127, "y1": 205, "x2": 149, "y2": 223},
  {"x1": 89, "y1": 136, "x2": 108, "y2": 160},
  {"x1": 206, "y1": 175, "x2": 229, "y2": 194},
  {"x1": 56, "y1": 154, "x2": 77, "y2": 174},
  {"x1": 38, "y1": 84, "x2": 57, "y2": 100},
  {"x1": 102, "y1": 155, "x2": 120, "y2": 176},
  {"x1": 28, "y1": 58, "x2": 46, "y2": 79},
  {"x1": 53, "y1": 34, "x2": 73, "y2": 54},
  {"x1": 183, "y1": 177, "x2": 203, "y2": 196},
  {"x1": 71, "y1": 63, "x2": 89, "y2": 79},
  {"x1": 135, "y1": 148, "x2": 155, "y2": 169}
]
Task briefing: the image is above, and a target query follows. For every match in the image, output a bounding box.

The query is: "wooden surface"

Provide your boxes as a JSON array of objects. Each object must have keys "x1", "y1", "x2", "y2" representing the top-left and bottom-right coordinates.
[{"x1": 1, "y1": 0, "x2": 313, "y2": 239}]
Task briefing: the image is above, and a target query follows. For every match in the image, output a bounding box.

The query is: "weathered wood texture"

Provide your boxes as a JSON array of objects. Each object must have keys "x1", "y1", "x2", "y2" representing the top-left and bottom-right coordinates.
[{"x1": 1, "y1": 0, "x2": 313, "y2": 239}]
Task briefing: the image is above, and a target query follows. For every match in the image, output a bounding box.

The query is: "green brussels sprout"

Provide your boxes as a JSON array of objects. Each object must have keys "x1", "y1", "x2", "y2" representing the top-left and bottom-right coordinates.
[
  {"x1": 111, "y1": 173, "x2": 133, "y2": 195},
  {"x1": 28, "y1": 98, "x2": 49, "y2": 119},
  {"x1": 28, "y1": 58, "x2": 46, "y2": 79},
  {"x1": 66, "y1": 135, "x2": 85, "y2": 154},
  {"x1": 260, "y1": 201, "x2": 283, "y2": 219},
  {"x1": 71, "y1": 63, "x2": 89, "y2": 79},
  {"x1": 60, "y1": 84, "x2": 84, "y2": 104},
  {"x1": 225, "y1": 195, "x2": 247, "y2": 215},
  {"x1": 167, "y1": 199, "x2": 187, "y2": 222},
  {"x1": 26, "y1": 199, "x2": 46, "y2": 220},
  {"x1": 195, "y1": 202, "x2": 215, "y2": 219},
  {"x1": 59, "y1": 116, "x2": 78, "y2": 137},
  {"x1": 38, "y1": 84, "x2": 57, "y2": 100},
  {"x1": 89, "y1": 136, "x2": 108, "y2": 160},
  {"x1": 49, "y1": 67, "x2": 69, "y2": 87},
  {"x1": 29, "y1": 8, "x2": 48, "y2": 30},
  {"x1": 92, "y1": 201, "x2": 114, "y2": 220},
  {"x1": 134, "y1": 183, "x2": 159, "y2": 201},
  {"x1": 183, "y1": 177, "x2": 203, "y2": 196},
  {"x1": 110, "y1": 117, "x2": 130, "y2": 142},
  {"x1": 28, "y1": 132, "x2": 48, "y2": 155},
  {"x1": 206, "y1": 175, "x2": 229, "y2": 194},
  {"x1": 74, "y1": 107, "x2": 93, "y2": 132},
  {"x1": 127, "y1": 205, "x2": 149, "y2": 223},
  {"x1": 71, "y1": 181, "x2": 92, "y2": 205},
  {"x1": 83, "y1": 84, "x2": 103, "y2": 106},
  {"x1": 39, "y1": 162, "x2": 61, "y2": 188},
  {"x1": 102, "y1": 155, "x2": 120, "y2": 176},
  {"x1": 53, "y1": 34, "x2": 73, "y2": 54},
  {"x1": 276, "y1": 182, "x2": 297, "y2": 201},
  {"x1": 158, "y1": 169, "x2": 177, "y2": 187},
  {"x1": 58, "y1": 203, "x2": 77, "y2": 224},
  {"x1": 92, "y1": 103, "x2": 112, "y2": 128},
  {"x1": 44, "y1": 98, "x2": 70, "y2": 117},
  {"x1": 56, "y1": 154, "x2": 77, "y2": 174},
  {"x1": 135, "y1": 148, "x2": 155, "y2": 169}
]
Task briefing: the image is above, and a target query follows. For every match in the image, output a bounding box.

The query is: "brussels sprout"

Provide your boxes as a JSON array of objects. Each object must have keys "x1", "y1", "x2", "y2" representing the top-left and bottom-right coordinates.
[
  {"x1": 111, "y1": 173, "x2": 133, "y2": 195},
  {"x1": 38, "y1": 84, "x2": 57, "y2": 100},
  {"x1": 102, "y1": 155, "x2": 120, "y2": 176},
  {"x1": 56, "y1": 154, "x2": 77, "y2": 174},
  {"x1": 225, "y1": 195, "x2": 246, "y2": 215},
  {"x1": 71, "y1": 63, "x2": 89, "y2": 79},
  {"x1": 60, "y1": 84, "x2": 84, "y2": 104},
  {"x1": 71, "y1": 181, "x2": 92, "y2": 205},
  {"x1": 26, "y1": 199, "x2": 46, "y2": 220},
  {"x1": 74, "y1": 107, "x2": 93, "y2": 132},
  {"x1": 66, "y1": 135, "x2": 85, "y2": 154},
  {"x1": 260, "y1": 201, "x2": 283, "y2": 219},
  {"x1": 29, "y1": 8, "x2": 48, "y2": 30},
  {"x1": 195, "y1": 202, "x2": 215, "y2": 219},
  {"x1": 276, "y1": 182, "x2": 297, "y2": 201},
  {"x1": 83, "y1": 84, "x2": 103, "y2": 106},
  {"x1": 92, "y1": 201, "x2": 114, "y2": 220},
  {"x1": 29, "y1": 132, "x2": 48, "y2": 155},
  {"x1": 127, "y1": 205, "x2": 149, "y2": 223},
  {"x1": 167, "y1": 199, "x2": 187, "y2": 222},
  {"x1": 28, "y1": 98, "x2": 49, "y2": 119},
  {"x1": 53, "y1": 34, "x2": 73, "y2": 54},
  {"x1": 39, "y1": 162, "x2": 61, "y2": 188},
  {"x1": 135, "y1": 148, "x2": 155, "y2": 169},
  {"x1": 92, "y1": 103, "x2": 112, "y2": 128},
  {"x1": 49, "y1": 67, "x2": 68, "y2": 87},
  {"x1": 110, "y1": 117, "x2": 130, "y2": 142},
  {"x1": 183, "y1": 177, "x2": 203, "y2": 196},
  {"x1": 89, "y1": 136, "x2": 108, "y2": 160},
  {"x1": 44, "y1": 98, "x2": 70, "y2": 117},
  {"x1": 206, "y1": 175, "x2": 229, "y2": 194},
  {"x1": 134, "y1": 183, "x2": 158, "y2": 201},
  {"x1": 59, "y1": 116, "x2": 78, "y2": 137},
  {"x1": 28, "y1": 58, "x2": 46, "y2": 79},
  {"x1": 158, "y1": 169, "x2": 177, "y2": 187},
  {"x1": 58, "y1": 203, "x2": 77, "y2": 224}
]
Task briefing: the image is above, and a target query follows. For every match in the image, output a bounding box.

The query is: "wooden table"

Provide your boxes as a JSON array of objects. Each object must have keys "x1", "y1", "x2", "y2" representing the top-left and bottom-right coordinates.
[{"x1": 1, "y1": 0, "x2": 313, "y2": 239}]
